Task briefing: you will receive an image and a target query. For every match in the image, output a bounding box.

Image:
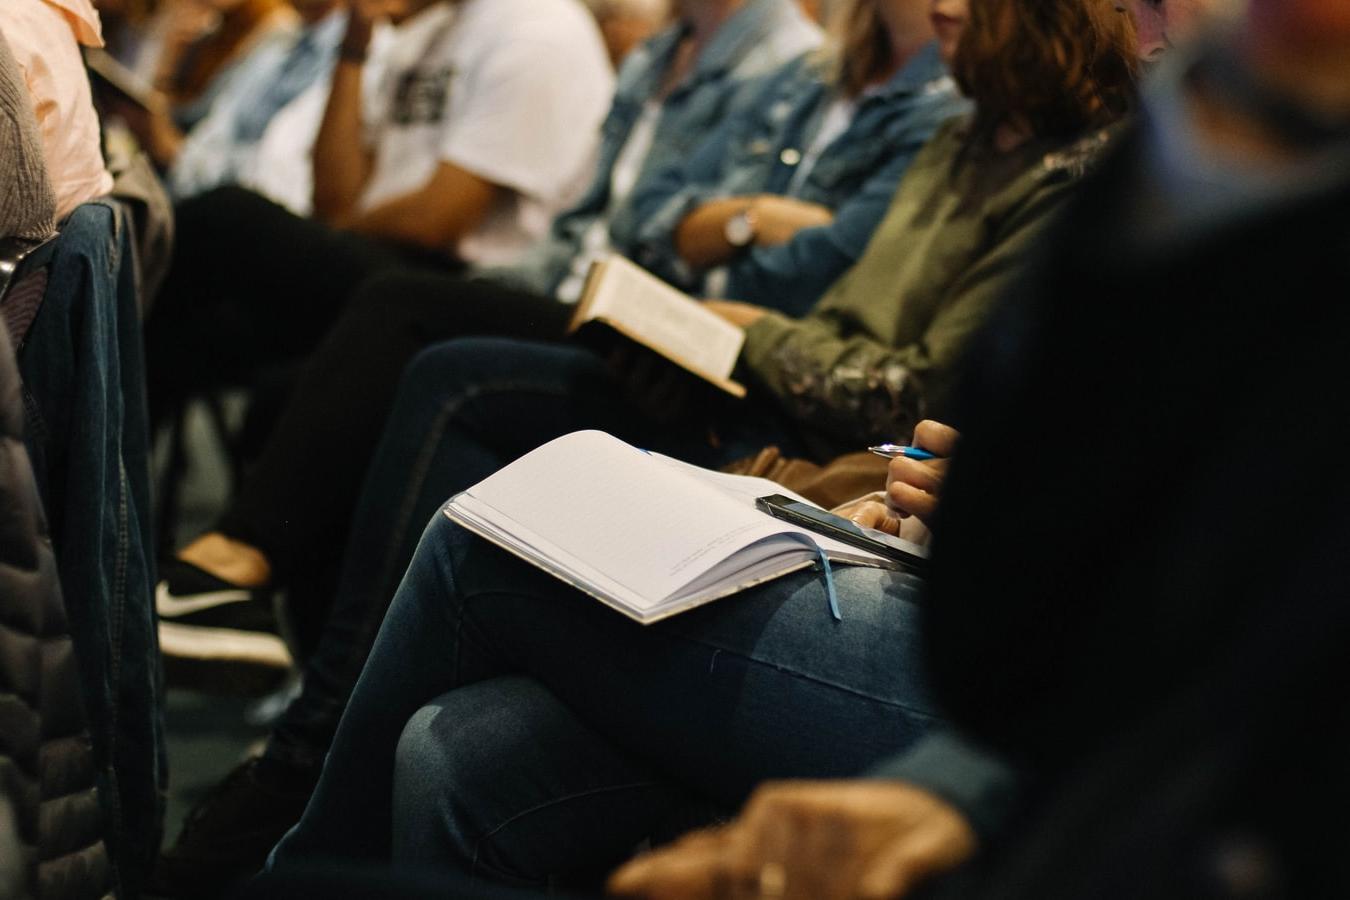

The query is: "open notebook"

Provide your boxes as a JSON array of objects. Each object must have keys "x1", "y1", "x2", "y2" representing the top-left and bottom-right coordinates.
[{"x1": 444, "y1": 431, "x2": 916, "y2": 624}]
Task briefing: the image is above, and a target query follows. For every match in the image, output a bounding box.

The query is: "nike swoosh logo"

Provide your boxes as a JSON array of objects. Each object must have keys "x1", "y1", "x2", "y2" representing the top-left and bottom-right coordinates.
[{"x1": 156, "y1": 581, "x2": 253, "y2": 618}]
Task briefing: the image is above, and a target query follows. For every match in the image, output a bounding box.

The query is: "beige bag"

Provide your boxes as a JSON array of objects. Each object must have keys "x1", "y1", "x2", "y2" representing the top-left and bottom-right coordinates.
[{"x1": 721, "y1": 446, "x2": 889, "y2": 510}]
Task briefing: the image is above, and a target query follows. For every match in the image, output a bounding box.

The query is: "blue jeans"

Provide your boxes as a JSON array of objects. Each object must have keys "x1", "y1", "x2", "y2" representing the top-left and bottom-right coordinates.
[
  {"x1": 19, "y1": 200, "x2": 163, "y2": 893},
  {"x1": 270, "y1": 512, "x2": 939, "y2": 884},
  {"x1": 265, "y1": 337, "x2": 810, "y2": 772}
]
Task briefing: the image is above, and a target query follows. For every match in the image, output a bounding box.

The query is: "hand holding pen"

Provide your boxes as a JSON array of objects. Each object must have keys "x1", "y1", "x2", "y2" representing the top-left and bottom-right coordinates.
[{"x1": 872, "y1": 421, "x2": 959, "y2": 527}]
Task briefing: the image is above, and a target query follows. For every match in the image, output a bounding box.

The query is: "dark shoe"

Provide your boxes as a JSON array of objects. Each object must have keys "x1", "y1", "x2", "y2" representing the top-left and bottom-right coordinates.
[
  {"x1": 151, "y1": 757, "x2": 317, "y2": 898},
  {"x1": 157, "y1": 559, "x2": 291, "y2": 694}
]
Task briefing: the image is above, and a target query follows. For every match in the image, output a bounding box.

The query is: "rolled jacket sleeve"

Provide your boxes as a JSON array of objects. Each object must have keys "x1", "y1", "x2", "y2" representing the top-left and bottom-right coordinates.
[{"x1": 725, "y1": 127, "x2": 939, "y2": 315}]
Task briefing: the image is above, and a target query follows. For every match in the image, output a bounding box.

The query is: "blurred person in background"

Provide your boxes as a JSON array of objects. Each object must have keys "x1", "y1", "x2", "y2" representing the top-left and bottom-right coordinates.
[
  {"x1": 144, "y1": 0, "x2": 300, "y2": 127},
  {"x1": 584, "y1": 0, "x2": 670, "y2": 66},
  {"x1": 142, "y1": 0, "x2": 612, "y2": 428},
  {"x1": 108, "y1": 0, "x2": 348, "y2": 212},
  {"x1": 151, "y1": 0, "x2": 819, "y2": 707}
]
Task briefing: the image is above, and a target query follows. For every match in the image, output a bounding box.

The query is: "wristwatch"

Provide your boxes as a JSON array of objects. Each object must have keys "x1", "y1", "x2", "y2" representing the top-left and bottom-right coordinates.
[{"x1": 724, "y1": 207, "x2": 758, "y2": 249}]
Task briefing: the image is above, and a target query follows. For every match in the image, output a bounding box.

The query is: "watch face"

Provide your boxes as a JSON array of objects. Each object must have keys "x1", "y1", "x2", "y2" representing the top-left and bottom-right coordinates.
[{"x1": 725, "y1": 212, "x2": 755, "y2": 247}]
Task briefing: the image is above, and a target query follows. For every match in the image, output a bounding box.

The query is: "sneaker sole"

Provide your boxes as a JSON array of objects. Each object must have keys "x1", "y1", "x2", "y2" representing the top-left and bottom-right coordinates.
[{"x1": 159, "y1": 622, "x2": 293, "y2": 697}]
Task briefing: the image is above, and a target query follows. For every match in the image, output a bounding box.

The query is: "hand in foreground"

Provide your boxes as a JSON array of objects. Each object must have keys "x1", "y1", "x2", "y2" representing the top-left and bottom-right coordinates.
[
  {"x1": 830, "y1": 492, "x2": 931, "y2": 546},
  {"x1": 608, "y1": 780, "x2": 976, "y2": 900},
  {"x1": 885, "y1": 420, "x2": 959, "y2": 528},
  {"x1": 831, "y1": 420, "x2": 960, "y2": 534}
]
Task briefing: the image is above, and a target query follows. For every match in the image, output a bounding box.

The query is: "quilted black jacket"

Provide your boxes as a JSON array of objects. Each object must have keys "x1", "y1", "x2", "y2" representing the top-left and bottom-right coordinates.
[{"x1": 0, "y1": 319, "x2": 113, "y2": 898}]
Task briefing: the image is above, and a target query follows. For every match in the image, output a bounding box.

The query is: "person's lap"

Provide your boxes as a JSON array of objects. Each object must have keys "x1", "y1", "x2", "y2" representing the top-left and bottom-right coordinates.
[
  {"x1": 266, "y1": 336, "x2": 817, "y2": 770},
  {"x1": 271, "y1": 511, "x2": 938, "y2": 878}
]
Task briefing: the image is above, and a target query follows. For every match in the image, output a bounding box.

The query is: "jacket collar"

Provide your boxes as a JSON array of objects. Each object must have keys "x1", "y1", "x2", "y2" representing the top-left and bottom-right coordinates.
[{"x1": 640, "y1": 0, "x2": 794, "y2": 97}]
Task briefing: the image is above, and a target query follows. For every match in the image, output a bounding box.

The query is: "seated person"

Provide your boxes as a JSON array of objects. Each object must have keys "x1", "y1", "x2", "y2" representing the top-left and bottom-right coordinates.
[
  {"x1": 0, "y1": 0, "x2": 114, "y2": 218},
  {"x1": 108, "y1": 0, "x2": 346, "y2": 212},
  {"x1": 142, "y1": 0, "x2": 614, "y2": 424},
  {"x1": 625, "y1": 1, "x2": 966, "y2": 317},
  {"x1": 144, "y1": 0, "x2": 300, "y2": 128},
  {"x1": 269, "y1": 420, "x2": 954, "y2": 882},
  {"x1": 0, "y1": 29, "x2": 56, "y2": 243},
  {"x1": 609, "y1": 0, "x2": 1350, "y2": 895},
  {"x1": 157, "y1": 0, "x2": 964, "y2": 663},
  {"x1": 154, "y1": 0, "x2": 1137, "y2": 887},
  {"x1": 582, "y1": 0, "x2": 669, "y2": 68},
  {"x1": 155, "y1": 0, "x2": 822, "y2": 654}
]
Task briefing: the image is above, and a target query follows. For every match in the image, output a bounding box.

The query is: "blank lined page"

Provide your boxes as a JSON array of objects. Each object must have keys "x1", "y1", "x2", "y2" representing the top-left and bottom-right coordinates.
[{"x1": 462, "y1": 431, "x2": 792, "y2": 601}]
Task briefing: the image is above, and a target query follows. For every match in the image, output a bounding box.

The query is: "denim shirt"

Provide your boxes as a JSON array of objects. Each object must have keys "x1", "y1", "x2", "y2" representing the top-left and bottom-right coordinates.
[
  {"x1": 485, "y1": 0, "x2": 821, "y2": 296},
  {"x1": 628, "y1": 42, "x2": 968, "y2": 317}
]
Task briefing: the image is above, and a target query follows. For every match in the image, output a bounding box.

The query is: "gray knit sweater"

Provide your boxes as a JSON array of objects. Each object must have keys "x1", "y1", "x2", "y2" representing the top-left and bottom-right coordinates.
[{"x1": 0, "y1": 28, "x2": 57, "y2": 240}]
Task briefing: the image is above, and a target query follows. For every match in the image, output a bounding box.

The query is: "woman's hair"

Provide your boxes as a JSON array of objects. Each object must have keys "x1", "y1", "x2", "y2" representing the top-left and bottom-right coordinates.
[
  {"x1": 828, "y1": 0, "x2": 894, "y2": 97},
  {"x1": 954, "y1": 0, "x2": 1139, "y2": 141}
]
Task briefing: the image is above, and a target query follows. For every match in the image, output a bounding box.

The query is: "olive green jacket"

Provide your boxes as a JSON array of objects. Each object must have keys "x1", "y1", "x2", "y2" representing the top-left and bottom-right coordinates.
[{"x1": 740, "y1": 117, "x2": 1116, "y2": 447}]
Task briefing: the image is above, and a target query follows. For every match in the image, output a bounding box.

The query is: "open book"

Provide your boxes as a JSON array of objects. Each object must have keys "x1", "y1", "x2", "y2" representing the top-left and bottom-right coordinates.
[
  {"x1": 569, "y1": 255, "x2": 747, "y2": 398},
  {"x1": 444, "y1": 431, "x2": 914, "y2": 624}
]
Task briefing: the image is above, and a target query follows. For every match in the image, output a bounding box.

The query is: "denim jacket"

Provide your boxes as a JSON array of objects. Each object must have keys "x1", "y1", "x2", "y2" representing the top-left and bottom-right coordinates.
[
  {"x1": 19, "y1": 200, "x2": 163, "y2": 894},
  {"x1": 628, "y1": 43, "x2": 967, "y2": 317},
  {"x1": 487, "y1": 0, "x2": 820, "y2": 296}
]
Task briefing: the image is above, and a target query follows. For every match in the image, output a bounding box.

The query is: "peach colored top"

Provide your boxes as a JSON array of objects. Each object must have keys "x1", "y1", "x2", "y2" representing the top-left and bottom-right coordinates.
[{"x1": 0, "y1": 0, "x2": 114, "y2": 219}]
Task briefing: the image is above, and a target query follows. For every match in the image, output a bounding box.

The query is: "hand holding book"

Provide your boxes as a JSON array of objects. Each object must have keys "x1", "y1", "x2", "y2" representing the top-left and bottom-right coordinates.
[{"x1": 702, "y1": 299, "x2": 769, "y2": 329}]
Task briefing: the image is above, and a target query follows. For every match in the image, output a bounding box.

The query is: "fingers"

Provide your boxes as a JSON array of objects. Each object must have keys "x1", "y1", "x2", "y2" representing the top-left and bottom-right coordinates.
[
  {"x1": 886, "y1": 480, "x2": 940, "y2": 524},
  {"x1": 886, "y1": 456, "x2": 943, "y2": 495},
  {"x1": 912, "y1": 420, "x2": 960, "y2": 457},
  {"x1": 857, "y1": 803, "x2": 977, "y2": 900},
  {"x1": 884, "y1": 427, "x2": 952, "y2": 525},
  {"x1": 846, "y1": 501, "x2": 903, "y2": 536},
  {"x1": 884, "y1": 456, "x2": 945, "y2": 522},
  {"x1": 608, "y1": 828, "x2": 732, "y2": 899},
  {"x1": 610, "y1": 781, "x2": 977, "y2": 900}
]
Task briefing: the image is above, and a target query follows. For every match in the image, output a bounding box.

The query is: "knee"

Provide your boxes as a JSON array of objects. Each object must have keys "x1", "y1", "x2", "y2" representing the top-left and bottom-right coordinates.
[
  {"x1": 401, "y1": 338, "x2": 510, "y2": 390},
  {"x1": 392, "y1": 702, "x2": 477, "y2": 868},
  {"x1": 391, "y1": 681, "x2": 536, "y2": 875}
]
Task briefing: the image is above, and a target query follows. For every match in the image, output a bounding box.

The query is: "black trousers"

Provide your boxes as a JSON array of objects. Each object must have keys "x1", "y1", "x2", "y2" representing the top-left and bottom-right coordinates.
[
  {"x1": 145, "y1": 186, "x2": 450, "y2": 428},
  {"x1": 146, "y1": 185, "x2": 570, "y2": 615},
  {"x1": 213, "y1": 268, "x2": 574, "y2": 632}
]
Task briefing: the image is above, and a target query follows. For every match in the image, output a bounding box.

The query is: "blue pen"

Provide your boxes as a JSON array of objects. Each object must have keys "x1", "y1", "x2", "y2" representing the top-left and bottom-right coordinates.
[{"x1": 868, "y1": 443, "x2": 938, "y2": 461}]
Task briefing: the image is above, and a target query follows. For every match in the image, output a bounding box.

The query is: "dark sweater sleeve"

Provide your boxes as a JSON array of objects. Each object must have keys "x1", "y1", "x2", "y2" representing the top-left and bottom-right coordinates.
[{"x1": 865, "y1": 728, "x2": 1025, "y2": 841}]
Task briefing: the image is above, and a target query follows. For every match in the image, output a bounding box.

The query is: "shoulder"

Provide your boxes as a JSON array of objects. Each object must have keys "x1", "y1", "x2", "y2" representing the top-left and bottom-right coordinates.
[
  {"x1": 455, "y1": 0, "x2": 608, "y2": 76},
  {"x1": 464, "y1": 0, "x2": 598, "y2": 43},
  {"x1": 731, "y1": 3, "x2": 823, "y2": 80}
]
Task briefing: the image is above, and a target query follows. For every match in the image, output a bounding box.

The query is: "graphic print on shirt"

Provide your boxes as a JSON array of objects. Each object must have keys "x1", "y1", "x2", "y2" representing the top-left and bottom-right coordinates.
[{"x1": 390, "y1": 66, "x2": 455, "y2": 126}]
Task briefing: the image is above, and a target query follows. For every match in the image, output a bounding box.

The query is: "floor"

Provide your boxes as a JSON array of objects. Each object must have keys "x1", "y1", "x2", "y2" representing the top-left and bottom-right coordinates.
[{"x1": 158, "y1": 398, "x2": 280, "y2": 841}]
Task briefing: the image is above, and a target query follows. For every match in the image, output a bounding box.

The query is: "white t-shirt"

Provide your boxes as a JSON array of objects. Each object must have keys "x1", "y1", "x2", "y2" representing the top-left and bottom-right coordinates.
[
  {"x1": 242, "y1": 23, "x2": 394, "y2": 216},
  {"x1": 358, "y1": 0, "x2": 615, "y2": 266}
]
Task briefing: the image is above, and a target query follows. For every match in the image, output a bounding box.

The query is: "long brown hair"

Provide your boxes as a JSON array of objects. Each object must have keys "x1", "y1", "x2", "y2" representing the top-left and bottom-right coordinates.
[
  {"x1": 954, "y1": 0, "x2": 1139, "y2": 142},
  {"x1": 829, "y1": 0, "x2": 893, "y2": 98}
]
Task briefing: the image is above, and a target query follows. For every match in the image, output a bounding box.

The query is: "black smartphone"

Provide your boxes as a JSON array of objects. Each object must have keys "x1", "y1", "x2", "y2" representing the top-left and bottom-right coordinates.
[{"x1": 754, "y1": 494, "x2": 929, "y2": 572}]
